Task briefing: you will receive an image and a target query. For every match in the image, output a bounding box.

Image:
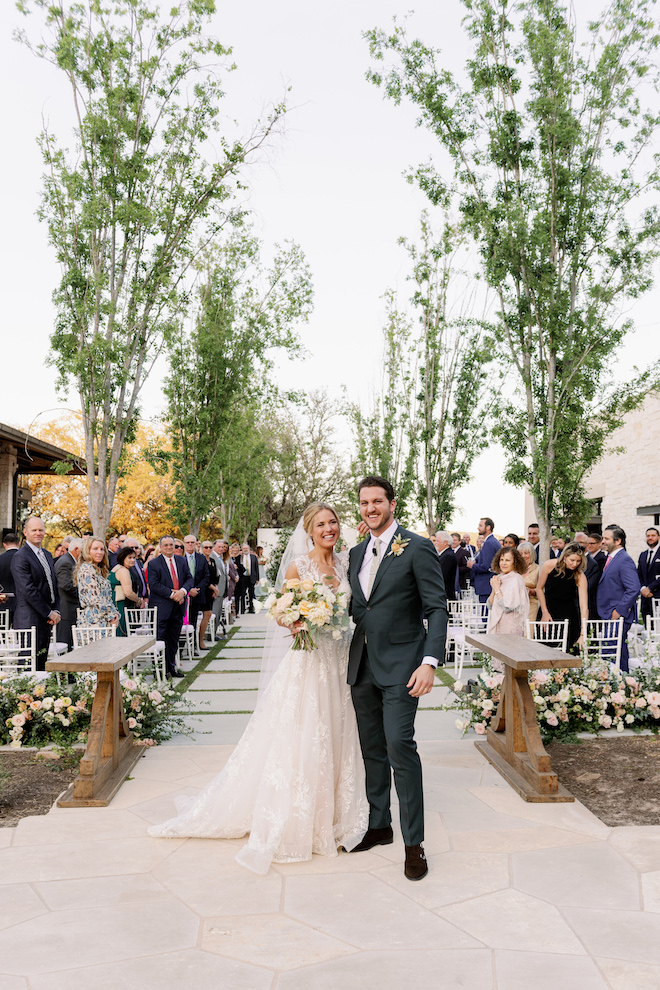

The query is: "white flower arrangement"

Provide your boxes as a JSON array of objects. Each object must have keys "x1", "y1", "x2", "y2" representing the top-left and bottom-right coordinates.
[{"x1": 446, "y1": 641, "x2": 660, "y2": 741}]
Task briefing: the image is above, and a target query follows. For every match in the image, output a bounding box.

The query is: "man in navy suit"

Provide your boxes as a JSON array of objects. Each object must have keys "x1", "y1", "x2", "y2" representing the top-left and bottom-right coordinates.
[
  {"x1": 147, "y1": 535, "x2": 193, "y2": 678},
  {"x1": 638, "y1": 527, "x2": 660, "y2": 623},
  {"x1": 11, "y1": 517, "x2": 60, "y2": 670},
  {"x1": 183, "y1": 534, "x2": 210, "y2": 653},
  {"x1": 0, "y1": 532, "x2": 20, "y2": 626},
  {"x1": 597, "y1": 525, "x2": 640, "y2": 672},
  {"x1": 466, "y1": 517, "x2": 500, "y2": 604}
]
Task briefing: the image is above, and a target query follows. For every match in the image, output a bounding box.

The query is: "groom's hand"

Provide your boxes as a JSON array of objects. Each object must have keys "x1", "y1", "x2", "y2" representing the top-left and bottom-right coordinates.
[{"x1": 407, "y1": 665, "x2": 435, "y2": 697}]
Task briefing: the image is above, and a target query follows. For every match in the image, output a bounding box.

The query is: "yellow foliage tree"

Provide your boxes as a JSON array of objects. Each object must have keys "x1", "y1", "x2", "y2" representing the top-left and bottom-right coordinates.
[{"x1": 20, "y1": 415, "x2": 177, "y2": 549}]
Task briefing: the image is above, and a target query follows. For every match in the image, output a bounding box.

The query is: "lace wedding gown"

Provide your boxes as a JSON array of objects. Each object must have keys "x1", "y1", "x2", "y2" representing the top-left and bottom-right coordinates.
[{"x1": 148, "y1": 553, "x2": 368, "y2": 875}]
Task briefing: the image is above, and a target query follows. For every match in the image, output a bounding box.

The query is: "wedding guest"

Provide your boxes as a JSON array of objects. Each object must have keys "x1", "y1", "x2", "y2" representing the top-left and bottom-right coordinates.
[
  {"x1": 487, "y1": 547, "x2": 529, "y2": 643},
  {"x1": 12, "y1": 517, "x2": 60, "y2": 670},
  {"x1": 638, "y1": 527, "x2": 660, "y2": 623},
  {"x1": 74, "y1": 538, "x2": 120, "y2": 628},
  {"x1": 109, "y1": 546, "x2": 144, "y2": 635},
  {"x1": 53, "y1": 543, "x2": 65, "y2": 558},
  {"x1": 228, "y1": 543, "x2": 243, "y2": 615},
  {"x1": 587, "y1": 533, "x2": 606, "y2": 572},
  {"x1": 198, "y1": 541, "x2": 219, "y2": 648},
  {"x1": 107, "y1": 536, "x2": 120, "y2": 568},
  {"x1": 575, "y1": 532, "x2": 601, "y2": 625},
  {"x1": 461, "y1": 533, "x2": 476, "y2": 557},
  {"x1": 143, "y1": 545, "x2": 156, "y2": 566},
  {"x1": 124, "y1": 537, "x2": 149, "y2": 604},
  {"x1": 550, "y1": 537, "x2": 565, "y2": 559},
  {"x1": 211, "y1": 539, "x2": 229, "y2": 635},
  {"x1": 502, "y1": 533, "x2": 520, "y2": 548},
  {"x1": 527, "y1": 523, "x2": 541, "y2": 562},
  {"x1": 55, "y1": 537, "x2": 83, "y2": 649},
  {"x1": 537, "y1": 542, "x2": 588, "y2": 650},
  {"x1": 0, "y1": 532, "x2": 20, "y2": 627},
  {"x1": 241, "y1": 543, "x2": 259, "y2": 613},
  {"x1": 146, "y1": 535, "x2": 193, "y2": 678},
  {"x1": 598, "y1": 525, "x2": 640, "y2": 671},
  {"x1": 454, "y1": 539, "x2": 471, "y2": 592},
  {"x1": 231, "y1": 542, "x2": 246, "y2": 615},
  {"x1": 435, "y1": 531, "x2": 458, "y2": 600},
  {"x1": 467, "y1": 517, "x2": 500, "y2": 605},
  {"x1": 174, "y1": 540, "x2": 184, "y2": 556},
  {"x1": 256, "y1": 546, "x2": 267, "y2": 584},
  {"x1": 518, "y1": 541, "x2": 540, "y2": 627},
  {"x1": 183, "y1": 534, "x2": 210, "y2": 652}
]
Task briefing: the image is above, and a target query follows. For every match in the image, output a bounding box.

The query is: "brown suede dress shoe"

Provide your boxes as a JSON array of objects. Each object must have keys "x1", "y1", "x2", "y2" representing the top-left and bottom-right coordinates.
[
  {"x1": 404, "y1": 844, "x2": 428, "y2": 880},
  {"x1": 349, "y1": 826, "x2": 394, "y2": 853}
]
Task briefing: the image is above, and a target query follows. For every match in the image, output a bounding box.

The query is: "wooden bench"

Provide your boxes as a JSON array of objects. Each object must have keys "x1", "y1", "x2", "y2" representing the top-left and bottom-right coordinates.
[
  {"x1": 465, "y1": 633, "x2": 582, "y2": 803},
  {"x1": 46, "y1": 636, "x2": 155, "y2": 807}
]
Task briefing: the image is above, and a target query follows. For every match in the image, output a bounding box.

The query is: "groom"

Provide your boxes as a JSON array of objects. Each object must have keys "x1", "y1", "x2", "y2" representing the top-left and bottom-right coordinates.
[{"x1": 348, "y1": 476, "x2": 448, "y2": 880}]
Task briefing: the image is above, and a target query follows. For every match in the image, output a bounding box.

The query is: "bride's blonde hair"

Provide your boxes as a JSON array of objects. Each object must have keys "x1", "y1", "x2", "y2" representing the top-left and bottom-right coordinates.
[{"x1": 302, "y1": 502, "x2": 339, "y2": 536}]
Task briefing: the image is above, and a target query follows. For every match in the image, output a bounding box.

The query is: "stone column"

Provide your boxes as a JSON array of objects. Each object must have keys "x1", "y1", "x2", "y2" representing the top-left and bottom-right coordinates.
[{"x1": 0, "y1": 443, "x2": 18, "y2": 532}]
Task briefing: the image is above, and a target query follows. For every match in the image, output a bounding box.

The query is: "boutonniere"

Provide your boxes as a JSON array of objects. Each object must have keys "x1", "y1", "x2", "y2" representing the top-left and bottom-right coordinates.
[{"x1": 387, "y1": 533, "x2": 411, "y2": 557}]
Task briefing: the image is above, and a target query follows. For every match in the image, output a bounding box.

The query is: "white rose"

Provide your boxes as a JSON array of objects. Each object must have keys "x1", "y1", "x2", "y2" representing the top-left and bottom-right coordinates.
[
  {"x1": 453, "y1": 680, "x2": 463, "y2": 692},
  {"x1": 556, "y1": 688, "x2": 570, "y2": 703},
  {"x1": 625, "y1": 714, "x2": 635, "y2": 723}
]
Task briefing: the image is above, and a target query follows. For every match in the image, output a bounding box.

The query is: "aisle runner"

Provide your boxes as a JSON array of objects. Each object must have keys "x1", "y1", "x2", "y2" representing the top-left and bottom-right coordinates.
[{"x1": 166, "y1": 612, "x2": 458, "y2": 746}]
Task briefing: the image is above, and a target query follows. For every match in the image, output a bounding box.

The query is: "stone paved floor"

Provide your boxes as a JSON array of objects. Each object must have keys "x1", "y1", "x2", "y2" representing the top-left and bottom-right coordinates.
[{"x1": 1, "y1": 614, "x2": 659, "y2": 988}]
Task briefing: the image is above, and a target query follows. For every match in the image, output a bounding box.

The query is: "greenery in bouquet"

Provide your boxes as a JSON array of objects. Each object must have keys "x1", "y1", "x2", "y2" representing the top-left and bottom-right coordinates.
[
  {"x1": 261, "y1": 577, "x2": 350, "y2": 651},
  {"x1": 444, "y1": 650, "x2": 660, "y2": 743},
  {"x1": 0, "y1": 672, "x2": 198, "y2": 749}
]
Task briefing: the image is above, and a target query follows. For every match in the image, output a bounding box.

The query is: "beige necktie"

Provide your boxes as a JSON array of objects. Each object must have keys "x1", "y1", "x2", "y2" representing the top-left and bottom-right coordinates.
[{"x1": 366, "y1": 539, "x2": 382, "y2": 599}]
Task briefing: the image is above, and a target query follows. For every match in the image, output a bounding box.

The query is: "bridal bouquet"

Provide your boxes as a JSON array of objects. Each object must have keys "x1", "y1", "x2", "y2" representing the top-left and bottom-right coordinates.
[{"x1": 262, "y1": 578, "x2": 350, "y2": 651}]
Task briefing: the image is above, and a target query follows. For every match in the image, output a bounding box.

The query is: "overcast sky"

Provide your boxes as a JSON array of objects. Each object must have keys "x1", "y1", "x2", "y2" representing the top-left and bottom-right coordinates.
[{"x1": 1, "y1": 0, "x2": 657, "y2": 534}]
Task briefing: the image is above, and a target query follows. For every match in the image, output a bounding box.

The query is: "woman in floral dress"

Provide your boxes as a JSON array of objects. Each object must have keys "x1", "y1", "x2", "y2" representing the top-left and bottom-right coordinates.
[{"x1": 74, "y1": 538, "x2": 120, "y2": 628}]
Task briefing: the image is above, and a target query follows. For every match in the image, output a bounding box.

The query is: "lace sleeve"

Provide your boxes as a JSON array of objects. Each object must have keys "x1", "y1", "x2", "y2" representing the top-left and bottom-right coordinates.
[
  {"x1": 333, "y1": 550, "x2": 348, "y2": 582},
  {"x1": 294, "y1": 555, "x2": 314, "y2": 581}
]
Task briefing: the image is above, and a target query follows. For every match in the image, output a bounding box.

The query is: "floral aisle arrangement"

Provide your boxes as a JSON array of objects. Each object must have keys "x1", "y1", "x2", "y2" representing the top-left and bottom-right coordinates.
[
  {"x1": 0, "y1": 672, "x2": 197, "y2": 749},
  {"x1": 262, "y1": 577, "x2": 350, "y2": 651},
  {"x1": 446, "y1": 657, "x2": 660, "y2": 742}
]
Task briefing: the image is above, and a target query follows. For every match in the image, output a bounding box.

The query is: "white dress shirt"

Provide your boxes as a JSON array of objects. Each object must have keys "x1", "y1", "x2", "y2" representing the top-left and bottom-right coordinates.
[
  {"x1": 358, "y1": 518, "x2": 438, "y2": 669},
  {"x1": 358, "y1": 518, "x2": 398, "y2": 598}
]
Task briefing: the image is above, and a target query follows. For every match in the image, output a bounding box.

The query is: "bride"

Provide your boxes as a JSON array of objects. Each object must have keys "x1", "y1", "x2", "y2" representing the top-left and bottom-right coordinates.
[{"x1": 148, "y1": 502, "x2": 368, "y2": 874}]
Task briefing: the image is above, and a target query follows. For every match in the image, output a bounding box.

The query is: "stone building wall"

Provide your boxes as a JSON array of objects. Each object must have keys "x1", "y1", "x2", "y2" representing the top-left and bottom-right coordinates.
[
  {"x1": 584, "y1": 391, "x2": 660, "y2": 561},
  {"x1": 524, "y1": 391, "x2": 660, "y2": 562}
]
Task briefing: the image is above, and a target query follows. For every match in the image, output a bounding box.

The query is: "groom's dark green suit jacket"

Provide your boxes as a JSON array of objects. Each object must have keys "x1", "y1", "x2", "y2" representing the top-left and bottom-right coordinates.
[{"x1": 348, "y1": 527, "x2": 448, "y2": 686}]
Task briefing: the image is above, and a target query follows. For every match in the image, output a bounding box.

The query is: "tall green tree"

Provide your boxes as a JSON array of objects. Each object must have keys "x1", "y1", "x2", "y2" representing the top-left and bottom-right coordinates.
[
  {"x1": 405, "y1": 213, "x2": 496, "y2": 531},
  {"x1": 367, "y1": 0, "x2": 660, "y2": 554},
  {"x1": 346, "y1": 293, "x2": 418, "y2": 524},
  {"x1": 348, "y1": 214, "x2": 496, "y2": 530},
  {"x1": 262, "y1": 390, "x2": 354, "y2": 527},
  {"x1": 161, "y1": 228, "x2": 313, "y2": 534},
  {"x1": 18, "y1": 0, "x2": 286, "y2": 536}
]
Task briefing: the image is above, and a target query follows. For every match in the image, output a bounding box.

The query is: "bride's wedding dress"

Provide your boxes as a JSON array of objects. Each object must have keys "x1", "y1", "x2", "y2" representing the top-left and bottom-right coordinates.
[{"x1": 148, "y1": 553, "x2": 368, "y2": 875}]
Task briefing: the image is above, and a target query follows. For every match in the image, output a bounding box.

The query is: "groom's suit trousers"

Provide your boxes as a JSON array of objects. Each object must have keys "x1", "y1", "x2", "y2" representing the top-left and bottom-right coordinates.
[{"x1": 351, "y1": 647, "x2": 423, "y2": 846}]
